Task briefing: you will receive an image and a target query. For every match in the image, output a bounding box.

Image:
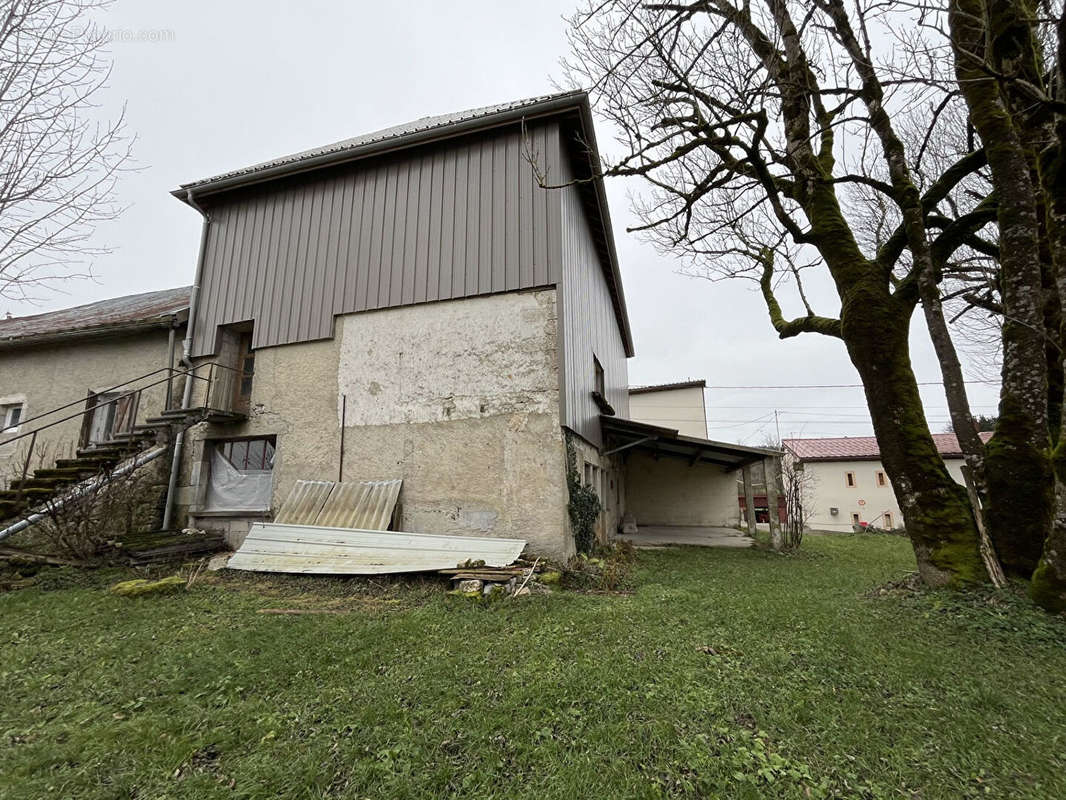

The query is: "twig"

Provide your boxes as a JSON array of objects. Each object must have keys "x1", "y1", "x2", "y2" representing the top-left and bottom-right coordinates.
[{"x1": 510, "y1": 556, "x2": 540, "y2": 598}]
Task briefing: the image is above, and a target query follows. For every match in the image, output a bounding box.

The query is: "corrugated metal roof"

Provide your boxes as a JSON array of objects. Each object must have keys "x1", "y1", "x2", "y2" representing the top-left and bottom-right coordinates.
[
  {"x1": 784, "y1": 432, "x2": 993, "y2": 461},
  {"x1": 272, "y1": 478, "x2": 402, "y2": 530},
  {"x1": 0, "y1": 286, "x2": 190, "y2": 346},
  {"x1": 179, "y1": 91, "x2": 584, "y2": 192},
  {"x1": 225, "y1": 523, "x2": 526, "y2": 575}
]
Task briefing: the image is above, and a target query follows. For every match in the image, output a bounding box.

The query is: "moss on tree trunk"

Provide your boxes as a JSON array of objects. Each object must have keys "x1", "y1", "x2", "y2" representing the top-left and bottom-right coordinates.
[{"x1": 842, "y1": 281, "x2": 985, "y2": 586}]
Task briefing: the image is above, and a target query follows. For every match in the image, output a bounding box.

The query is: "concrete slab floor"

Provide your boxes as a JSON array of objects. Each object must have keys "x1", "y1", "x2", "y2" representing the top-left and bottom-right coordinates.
[{"x1": 616, "y1": 525, "x2": 755, "y2": 549}]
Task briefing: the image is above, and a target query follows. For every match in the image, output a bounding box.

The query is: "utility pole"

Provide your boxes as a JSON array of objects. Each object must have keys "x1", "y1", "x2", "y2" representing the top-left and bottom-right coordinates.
[{"x1": 774, "y1": 409, "x2": 781, "y2": 442}]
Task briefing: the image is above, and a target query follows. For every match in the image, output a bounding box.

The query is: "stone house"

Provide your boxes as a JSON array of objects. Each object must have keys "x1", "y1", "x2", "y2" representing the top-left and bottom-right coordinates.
[
  {"x1": 0, "y1": 288, "x2": 189, "y2": 486},
  {"x1": 1, "y1": 91, "x2": 778, "y2": 560}
]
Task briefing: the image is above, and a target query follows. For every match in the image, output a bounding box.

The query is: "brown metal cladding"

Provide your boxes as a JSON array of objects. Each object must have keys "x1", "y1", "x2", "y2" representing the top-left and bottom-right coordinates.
[{"x1": 192, "y1": 123, "x2": 563, "y2": 356}]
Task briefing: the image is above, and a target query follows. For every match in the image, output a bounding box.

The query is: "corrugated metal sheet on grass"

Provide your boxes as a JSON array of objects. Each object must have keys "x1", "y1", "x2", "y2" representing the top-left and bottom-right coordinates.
[
  {"x1": 272, "y1": 478, "x2": 401, "y2": 530},
  {"x1": 226, "y1": 523, "x2": 526, "y2": 575}
]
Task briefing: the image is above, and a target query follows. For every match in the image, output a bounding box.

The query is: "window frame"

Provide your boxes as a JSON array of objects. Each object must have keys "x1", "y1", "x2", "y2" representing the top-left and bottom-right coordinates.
[
  {"x1": 1, "y1": 402, "x2": 24, "y2": 434},
  {"x1": 845, "y1": 471, "x2": 856, "y2": 488},
  {"x1": 876, "y1": 470, "x2": 887, "y2": 487},
  {"x1": 851, "y1": 512, "x2": 861, "y2": 524},
  {"x1": 214, "y1": 435, "x2": 276, "y2": 472}
]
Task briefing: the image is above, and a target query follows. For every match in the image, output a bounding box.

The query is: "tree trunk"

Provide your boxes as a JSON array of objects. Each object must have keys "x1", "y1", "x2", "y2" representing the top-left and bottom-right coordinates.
[
  {"x1": 842, "y1": 285, "x2": 985, "y2": 585},
  {"x1": 951, "y1": 0, "x2": 1054, "y2": 575},
  {"x1": 1030, "y1": 15, "x2": 1066, "y2": 611},
  {"x1": 918, "y1": 281, "x2": 986, "y2": 486}
]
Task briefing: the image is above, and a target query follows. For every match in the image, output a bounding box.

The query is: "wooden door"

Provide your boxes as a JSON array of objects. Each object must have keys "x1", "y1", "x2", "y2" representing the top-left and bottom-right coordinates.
[{"x1": 232, "y1": 332, "x2": 255, "y2": 415}]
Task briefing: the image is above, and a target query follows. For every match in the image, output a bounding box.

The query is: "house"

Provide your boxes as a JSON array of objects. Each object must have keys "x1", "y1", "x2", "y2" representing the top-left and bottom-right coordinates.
[
  {"x1": 0, "y1": 91, "x2": 779, "y2": 561},
  {"x1": 628, "y1": 380, "x2": 707, "y2": 437},
  {"x1": 0, "y1": 288, "x2": 189, "y2": 484},
  {"x1": 783, "y1": 433, "x2": 992, "y2": 532}
]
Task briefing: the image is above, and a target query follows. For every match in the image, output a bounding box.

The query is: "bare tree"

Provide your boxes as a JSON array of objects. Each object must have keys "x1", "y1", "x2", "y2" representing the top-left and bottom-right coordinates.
[
  {"x1": 563, "y1": 0, "x2": 994, "y2": 585},
  {"x1": 0, "y1": 0, "x2": 130, "y2": 301}
]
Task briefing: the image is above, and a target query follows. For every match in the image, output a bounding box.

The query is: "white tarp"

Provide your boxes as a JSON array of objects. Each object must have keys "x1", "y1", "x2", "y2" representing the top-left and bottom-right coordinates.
[{"x1": 205, "y1": 450, "x2": 273, "y2": 511}]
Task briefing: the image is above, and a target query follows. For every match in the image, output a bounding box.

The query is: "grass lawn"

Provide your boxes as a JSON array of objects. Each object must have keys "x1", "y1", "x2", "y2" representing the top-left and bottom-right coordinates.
[{"x1": 3, "y1": 534, "x2": 1066, "y2": 799}]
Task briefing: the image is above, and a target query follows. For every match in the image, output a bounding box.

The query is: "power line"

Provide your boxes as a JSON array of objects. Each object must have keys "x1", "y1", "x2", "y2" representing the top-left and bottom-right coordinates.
[{"x1": 704, "y1": 379, "x2": 998, "y2": 389}]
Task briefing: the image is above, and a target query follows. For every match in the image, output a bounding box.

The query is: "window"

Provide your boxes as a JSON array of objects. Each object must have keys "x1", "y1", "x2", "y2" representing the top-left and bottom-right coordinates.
[
  {"x1": 876, "y1": 470, "x2": 887, "y2": 487},
  {"x1": 217, "y1": 437, "x2": 275, "y2": 470},
  {"x1": 845, "y1": 471, "x2": 856, "y2": 488},
  {"x1": 593, "y1": 356, "x2": 605, "y2": 397},
  {"x1": 204, "y1": 436, "x2": 276, "y2": 512},
  {"x1": 851, "y1": 512, "x2": 861, "y2": 524},
  {"x1": 1, "y1": 402, "x2": 24, "y2": 433},
  {"x1": 883, "y1": 512, "x2": 893, "y2": 528}
]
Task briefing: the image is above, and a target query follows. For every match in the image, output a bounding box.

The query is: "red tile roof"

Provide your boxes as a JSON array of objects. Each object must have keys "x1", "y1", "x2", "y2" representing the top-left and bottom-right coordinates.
[{"x1": 784, "y1": 432, "x2": 993, "y2": 461}]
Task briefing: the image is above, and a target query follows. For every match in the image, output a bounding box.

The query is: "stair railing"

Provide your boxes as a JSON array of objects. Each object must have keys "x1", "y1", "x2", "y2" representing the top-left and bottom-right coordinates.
[{"x1": 1, "y1": 362, "x2": 243, "y2": 503}]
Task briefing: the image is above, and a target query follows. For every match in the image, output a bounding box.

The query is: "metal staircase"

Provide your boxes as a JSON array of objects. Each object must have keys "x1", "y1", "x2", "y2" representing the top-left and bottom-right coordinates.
[{"x1": 0, "y1": 363, "x2": 243, "y2": 531}]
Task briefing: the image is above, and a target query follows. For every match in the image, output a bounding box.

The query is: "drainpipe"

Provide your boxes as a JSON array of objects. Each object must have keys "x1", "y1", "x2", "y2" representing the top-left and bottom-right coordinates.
[{"x1": 161, "y1": 190, "x2": 210, "y2": 530}]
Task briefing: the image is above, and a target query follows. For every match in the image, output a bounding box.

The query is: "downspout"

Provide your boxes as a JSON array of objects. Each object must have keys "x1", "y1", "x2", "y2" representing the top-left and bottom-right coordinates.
[{"x1": 161, "y1": 190, "x2": 210, "y2": 529}]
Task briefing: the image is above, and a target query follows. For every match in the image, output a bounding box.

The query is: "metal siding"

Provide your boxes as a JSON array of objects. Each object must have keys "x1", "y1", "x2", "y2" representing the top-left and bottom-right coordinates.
[
  {"x1": 557, "y1": 148, "x2": 630, "y2": 448},
  {"x1": 315, "y1": 479, "x2": 403, "y2": 530},
  {"x1": 192, "y1": 123, "x2": 563, "y2": 357},
  {"x1": 226, "y1": 522, "x2": 527, "y2": 575},
  {"x1": 274, "y1": 479, "x2": 333, "y2": 524}
]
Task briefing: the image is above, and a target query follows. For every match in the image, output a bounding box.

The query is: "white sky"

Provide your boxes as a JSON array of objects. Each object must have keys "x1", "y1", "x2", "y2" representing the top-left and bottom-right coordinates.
[{"x1": 2, "y1": 0, "x2": 1002, "y2": 443}]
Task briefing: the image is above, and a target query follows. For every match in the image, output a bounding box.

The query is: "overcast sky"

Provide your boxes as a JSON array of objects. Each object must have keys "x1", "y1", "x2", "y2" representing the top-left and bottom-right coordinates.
[{"x1": 3, "y1": 0, "x2": 1002, "y2": 443}]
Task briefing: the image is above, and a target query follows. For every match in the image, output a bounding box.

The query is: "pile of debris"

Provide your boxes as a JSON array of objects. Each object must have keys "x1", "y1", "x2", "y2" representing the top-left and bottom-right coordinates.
[
  {"x1": 107, "y1": 529, "x2": 225, "y2": 565},
  {"x1": 440, "y1": 559, "x2": 560, "y2": 599}
]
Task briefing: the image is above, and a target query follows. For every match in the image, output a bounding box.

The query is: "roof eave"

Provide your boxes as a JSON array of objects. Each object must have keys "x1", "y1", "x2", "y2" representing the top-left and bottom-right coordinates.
[
  {"x1": 0, "y1": 311, "x2": 187, "y2": 352},
  {"x1": 172, "y1": 92, "x2": 589, "y2": 202}
]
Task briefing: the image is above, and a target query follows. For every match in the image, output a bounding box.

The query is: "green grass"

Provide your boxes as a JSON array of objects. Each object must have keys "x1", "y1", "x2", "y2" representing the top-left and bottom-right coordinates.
[{"x1": 2, "y1": 534, "x2": 1065, "y2": 799}]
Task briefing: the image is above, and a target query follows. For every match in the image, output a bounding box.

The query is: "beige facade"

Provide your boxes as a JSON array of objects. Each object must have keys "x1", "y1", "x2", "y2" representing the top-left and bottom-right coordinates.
[
  {"x1": 798, "y1": 457, "x2": 968, "y2": 532},
  {"x1": 177, "y1": 289, "x2": 574, "y2": 559},
  {"x1": 0, "y1": 331, "x2": 178, "y2": 486},
  {"x1": 628, "y1": 383, "x2": 708, "y2": 437}
]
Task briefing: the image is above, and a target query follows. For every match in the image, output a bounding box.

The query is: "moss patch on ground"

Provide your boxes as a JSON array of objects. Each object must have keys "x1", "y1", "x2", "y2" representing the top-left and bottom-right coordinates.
[{"x1": 2, "y1": 534, "x2": 1065, "y2": 799}]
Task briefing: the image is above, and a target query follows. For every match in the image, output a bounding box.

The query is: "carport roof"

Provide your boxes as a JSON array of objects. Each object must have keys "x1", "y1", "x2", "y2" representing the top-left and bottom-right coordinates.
[{"x1": 600, "y1": 416, "x2": 780, "y2": 471}]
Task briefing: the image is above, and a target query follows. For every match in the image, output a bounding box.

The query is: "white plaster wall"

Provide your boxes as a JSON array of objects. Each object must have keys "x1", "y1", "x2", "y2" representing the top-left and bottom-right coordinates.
[
  {"x1": 803, "y1": 457, "x2": 967, "y2": 531},
  {"x1": 179, "y1": 289, "x2": 573, "y2": 559},
  {"x1": 337, "y1": 290, "x2": 558, "y2": 426},
  {"x1": 627, "y1": 386, "x2": 708, "y2": 438},
  {"x1": 625, "y1": 451, "x2": 741, "y2": 527}
]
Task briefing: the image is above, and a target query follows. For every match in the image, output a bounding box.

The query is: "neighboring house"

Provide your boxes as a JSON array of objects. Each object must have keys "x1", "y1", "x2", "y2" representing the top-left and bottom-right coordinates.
[
  {"x1": 0, "y1": 91, "x2": 778, "y2": 559},
  {"x1": 783, "y1": 433, "x2": 992, "y2": 532},
  {"x1": 628, "y1": 380, "x2": 707, "y2": 437},
  {"x1": 0, "y1": 288, "x2": 189, "y2": 485}
]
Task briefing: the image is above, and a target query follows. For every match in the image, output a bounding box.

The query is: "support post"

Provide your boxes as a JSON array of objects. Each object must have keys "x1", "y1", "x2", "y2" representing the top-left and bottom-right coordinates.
[
  {"x1": 742, "y1": 462, "x2": 757, "y2": 536},
  {"x1": 765, "y1": 456, "x2": 782, "y2": 551}
]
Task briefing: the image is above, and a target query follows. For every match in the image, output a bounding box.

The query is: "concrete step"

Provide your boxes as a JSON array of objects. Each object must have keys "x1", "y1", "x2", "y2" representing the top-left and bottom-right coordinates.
[
  {"x1": 9, "y1": 476, "x2": 74, "y2": 492},
  {"x1": 34, "y1": 466, "x2": 97, "y2": 481},
  {"x1": 0, "y1": 486, "x2": 56, "y2": 503}
]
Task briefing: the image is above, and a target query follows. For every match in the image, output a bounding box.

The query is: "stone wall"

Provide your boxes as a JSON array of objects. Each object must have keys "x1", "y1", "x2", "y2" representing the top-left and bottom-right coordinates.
[{"x1": 177, "y1": 289, "x2": 573, "y2": 559}]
